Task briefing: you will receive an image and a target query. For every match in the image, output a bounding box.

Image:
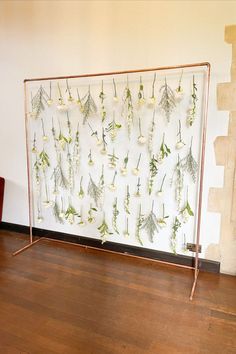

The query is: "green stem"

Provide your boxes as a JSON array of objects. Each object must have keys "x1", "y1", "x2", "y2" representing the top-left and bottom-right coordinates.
[
  {"x1": 151, "y1": 73, "x2": 156, "y2": 98},
  {"x1": 136, "y1": 153, "x2": 142, "y2": 169},
  {"x1": 113, "y1": 78, "x2": 117, "y2": 97}
]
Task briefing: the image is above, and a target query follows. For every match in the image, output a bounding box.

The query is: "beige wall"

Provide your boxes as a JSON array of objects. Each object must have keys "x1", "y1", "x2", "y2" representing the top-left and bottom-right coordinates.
[{"x1": 0, "y1": 0, "x2": 236, "y2": 273}]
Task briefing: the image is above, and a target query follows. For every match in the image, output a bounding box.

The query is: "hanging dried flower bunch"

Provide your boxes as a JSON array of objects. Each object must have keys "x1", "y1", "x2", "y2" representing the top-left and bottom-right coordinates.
[
  {"x1": 170, "y1": 155, "x2": 184, "y2": 210},
  {"x1": 122, "y1": 77, "x2": 134, "y2": 139},
  {"x1": 124, "y1": 185, "x2": 130, "y2": 214},
  {"x1": 136, "y1": 205, "x2": 144, "y2": 246},
  {"x1": 57, "y1": 83, "x2": 67, "y2": 111},
  {"x1": 159, "y1": 77, "x2": 176, "y2": 122},
  {"x1": 88, "y1": 174, "x2": 103, "y2": 207},
  {"x1": 180, "y1": 138, "x2": 198, "y2": 183},
  {"x1": 98, "y1": 213, "x2": 113, "y2": 243},
  {"x1": 112, "y1": 197, "x2": 120, "y2": 234},
  {"x1": 82, "y1": 86, "x2": 97, "y2": 124},
  {"x1": 30, "y1": 86, "x2": 48, "y2": 118},
  {"x1": 141, "y1": 201, "x2": 159, "y2": 242},
  {"x1": 187, "y1": 75, "x2": 198, "y2": 126},
  {"x1": 171, "y1": 216, "x2": 181, "y2": 254},
  {"x1": 148, "y1": 110, "x2": 156, "y2": 157},
  {"x1": 65, "y1": 201, "x2": 78, "y2": 225}
]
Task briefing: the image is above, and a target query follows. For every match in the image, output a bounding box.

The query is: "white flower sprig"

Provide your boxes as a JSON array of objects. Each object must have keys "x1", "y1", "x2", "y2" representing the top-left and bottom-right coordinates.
[
  {"x1": 82, "y1": 86, "x2": 97, "y2": 124},
  {"x1": 108, "y1": 149, "x2": 119, "y2": 169},
  {"x1": 141, "y1": 201, "x2": 159, "y2": 242},
  {"x1": 106, "y1": 112, "x2": 122, "y2": 141},
  {"x1": 175, "y1": 70, "x2": 184, "y2": 103},
  {"x1": 67, "y1": 146, "x2": 74, "y2": 191},
  {"x1": 157, "y1": 133, "x2": 171, "y2": 165},
  {"x1": 99, "y1": 80, "x2": 106, "y2": 123},
  {"x1": 41, "y1": 118, "x2": 48, "y2": 142},
  {"x1": 157, "y1": 174, "x2": 166, "y2": 197},
  {"x1": 170, "y1": 155, "x2": 184, "y2": 210},
  {"x1": 47, "y1": 81, "x2": 53, "y2": 105},
  {"x1": 32, "y1": 133, "x2": 37, "y2": 154},
  {"x1": 180, "y1": 137, "x2": 198, "y2": 183},
  {"x1": 120, "y1": 151, "x2": 129, "y2": 176},
  {"x1": 99, "y1": 164, "x2": 105, "y2": 194},
  {"x1": 112, "y1": 197, "x2": 120, "y2": 234},
  {"x1": 100, "y1": 128, "x2": 107, "y2": 154},
  {"x1": 113, "y1": 78, "x2": 119, "y2": 102},
  {"x1": 187, "y1": 75, "x2": 198, "y2": 126},
  {"x1": 124, "y1": 185, "x2": 130, "y2": 214},
  {"x1": 36, "y1": 199, "x2": 43, "y2": 224},
  {"x1": 137, "y1": 117, "x2": 146, "y2": 145},
  {"x1": 148, "y1": 155, "x2": 158, "y2": 195},
  {"x1": 148, "y1": 73, "x2": 156, "y2": 107},
  {"x1": 123, "y1": 217, "x2": 130, "y2": 238},
  {"x1": 159, "y1": 77, "x2": 176, "y2": 122},
  {"x1": 39, "y1": 149, "x2": 50, "y2": 171},
  {"x1": 78, "y1": 176, "x2": 85, "y2": 199},
  {"x1": 122, "y1": 76, "x2": 134, "y2": 139},
  {"x1": 180, "y1": 188, "x2": 194, "y2": 223},
  {"x1": 88, "y1": 174, "x2": 103, "y2": 207},
  {"x1": 51, "y1": 168, "x2": 59, "y2": 195},
  {"x1": 171, "y1": 216, "x2": 181, "y2": 254},
  {"x1": 88, "y1": 123, "x2": 102, "y2": 145},
  {"x1": 33, "y1": 154, "x2": 41, "y2": 189},
  {"x1": 137, "y1": 76, "x2": 145, "y2": 106},
  {"x1": 157, "y1": 204, "x2": 169, "y2": 229},
  {"x1": 42, "y1": 171, "x2": 52, "y2": 208},
  {"x1": 136, "y1": 205, "x2": 144, "y2": 246},
  {"x1": 88, "y1": 149, "x2": 94, "y2": 166},
  {"x1": 134, "y1": 177, "x2": 141, "y2": 197},
  {"x1": 87, "y1": 203, "x2": 97, "y2": 224},
  {"x1": 108, "y1": 171, "x2": 117, "y2": 191},
  {"x1": 98, "y1": 213, "x2": 113, "y2": 244},
  {"x1": 57, "y1": 120, "x2": 68, "y2": 151},
  {"x1": 78, "y1": 206, "x2": 86, "y2": 227},
  {"x1": 66, "y1": 79, "x2": 74, "y2": 103},
  {"x1": 59, "y1": 197, "x2": 65, "y2": 219},
  {"x1": 148, "y1": 110, "x2": 156, "y2": 157},
  {"x1": 65, "y1": 201, "x2": 78, "y2": 225},
  {"x1": 57, "y1": 82, "x2": 67, "y2": 111},
  {"x1": 76, "y1": 88, "x2": 84, "y2": 112},
  {"x1": 132, "y1": 153, "x2": 142, "y2": 176},
  {"x1": 176, "y1": 120, "x2": 185, "y2": 150}
]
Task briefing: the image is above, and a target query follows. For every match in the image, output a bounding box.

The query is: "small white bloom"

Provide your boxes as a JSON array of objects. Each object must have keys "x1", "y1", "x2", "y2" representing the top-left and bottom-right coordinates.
[
  {"x1": 176, "y1": 141, "x2": 185, "y2": 150},
  {"x1": 134, "y1": 192, "x2": 141, "y2": 197},
  {"x1": 100, "y1": 148, "x2": 107, "y2": 155},
  {"x1": 148, "y1": 97, "x2": 156, "y2": 107},
  {"x1": 157, "y1": 191, "x2": 163, "y2": 197},
  {"x1": 132, "y1": 168, "x2": 139, "y2": 176},
  {"x1": 43, "y1": 135, "x2": 48, "y2": 142},
  {"x1": 120, "y1": 168, "x2": 127, "y2": 176},
  {"x1": 37, "y1": 217, "x2": 43, "y2": 224},
  {"x1": 108, "y1": 183, "x2": 116, "y2": 191},
  {"x1": 57, "y1": 103, "x2": 68, "y2": 112},
  {"x1": 47, "y1": 99, "x2": 53, "y2": 106},
  {"x1": 138, "y1": 135, "x2": 146, "y2": 145},
  {"x1": 88, "y1": 160, "x2": 94, "y2": 166},
  {"x1": 113, "y1": 96, "x2": 119, "y2": 103},
  {"x1": 96, "y1": 139, "x2": 103, "y2": 146},
  {"x1": 123, "y1": 232, "x2": 130, "y2": 238},
  {"x1": 59, "y1": 212, "x2": 65, "y2": 218}
]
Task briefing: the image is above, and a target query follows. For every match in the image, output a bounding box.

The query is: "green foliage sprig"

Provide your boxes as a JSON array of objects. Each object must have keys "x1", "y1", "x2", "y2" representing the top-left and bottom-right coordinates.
[
  {"x1": 138, "y1": 76, "x2": 145, "y2": 105},
  {"x1": 31, "y1": 86, "x2": 48, "y2": 118},
  {"x1": 78, "y1": 176, "x2": 84, "y2": 199},
  {"x1": 170, "y1": 155, "x2": 184, "y2": 210},
  {"x1": 53, "y1": 197, "x2": 64, "y2": 224},
  {"x1": 98, "y1": 213, "x2": 113, "y2": 244},
  {"x1": 180, "y1": 188, "x2": 194, "y2": 223},
  {"x1": 120, "y1": 151, "x2": 129, "y2": 176},
  {"x1": 73, "y1": 122, "x2": 80, "y2": 174},
  {"x1": 157, "y1": 174, "x2": 166, "y2": 197},
  {"x1": 65, "y1": 203, "x2": 78, "y2": 225},
  {"x1": 39, "y1": 149, "x2": 50, "y2": 171},
  {"x1": 175, "y1": 70, "x2": 184, "y2": 102},
  {"x1": 106, "y1": 112, "x2": 121, "y2": 141},
  {"x1": 176, "y1": 120, "x2": 185, "y2": 149},
  {"x1": 51, "y1": 155, "x2": 69, "y2": 190},
  {"x1": 87, "y1": 203, "x2": 97, "y2": 224},
  {"x1": 157, "y1": 133, "x2": 171, "y2": 164},
  {"x1": 148, "y1": 111, "x2": 156, "y2": 157},
  {"x1": 122, "y1": 77, "x2": 134, "y2": 139},
  {"x1": 148, "y1": 155, "x2": 158, "y2": 195}
]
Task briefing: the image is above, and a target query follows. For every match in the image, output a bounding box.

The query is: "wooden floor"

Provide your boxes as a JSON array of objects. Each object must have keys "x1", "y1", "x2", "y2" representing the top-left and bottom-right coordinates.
[{"x1": 0, "y1": 231, "x2": 235, "y2": 354}]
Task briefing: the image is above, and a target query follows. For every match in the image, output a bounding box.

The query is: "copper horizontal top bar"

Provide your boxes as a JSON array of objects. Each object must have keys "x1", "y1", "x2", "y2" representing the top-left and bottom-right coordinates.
[{"x1": 24, "y1": 62, "x2": 210, "y2": 83}]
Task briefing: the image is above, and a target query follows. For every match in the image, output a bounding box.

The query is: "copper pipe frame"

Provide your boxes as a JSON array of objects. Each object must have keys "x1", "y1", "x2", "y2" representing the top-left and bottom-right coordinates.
[{"x1": 13, "y1": 62, "x2": 211, "y2": 301}]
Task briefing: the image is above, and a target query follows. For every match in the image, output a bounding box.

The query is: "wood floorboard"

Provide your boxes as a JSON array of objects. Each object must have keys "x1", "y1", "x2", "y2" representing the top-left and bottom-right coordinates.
[{"x1": 0, "y1": 230, "x2": 235, "y2": 354}]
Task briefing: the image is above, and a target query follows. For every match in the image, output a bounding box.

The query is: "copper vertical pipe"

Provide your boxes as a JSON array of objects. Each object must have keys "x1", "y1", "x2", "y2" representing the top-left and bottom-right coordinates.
[{"x1": 24, "y1": 81, "x2": 33, "y2": 244}]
